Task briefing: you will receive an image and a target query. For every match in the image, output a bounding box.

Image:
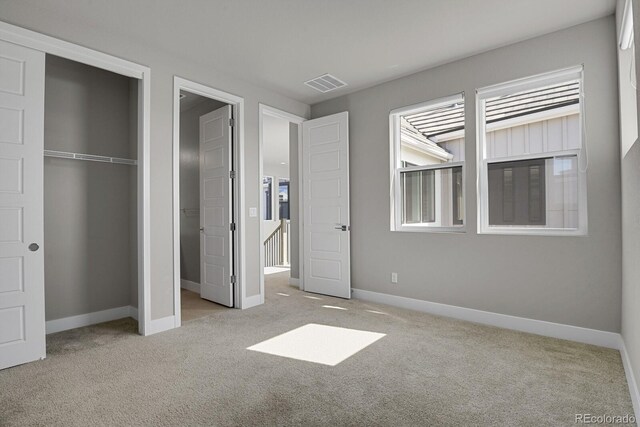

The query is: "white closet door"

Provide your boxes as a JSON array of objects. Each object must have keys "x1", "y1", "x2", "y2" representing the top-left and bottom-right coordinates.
[
  {"x1": 0, "y1": 40, "x2": 46, "y2": 370},
  {"x1": 302, "y1": 112, "x2": 351, "y2": 299},
  {"x1": 199, "y1": 105, "x2": 233, "y2": 307}
]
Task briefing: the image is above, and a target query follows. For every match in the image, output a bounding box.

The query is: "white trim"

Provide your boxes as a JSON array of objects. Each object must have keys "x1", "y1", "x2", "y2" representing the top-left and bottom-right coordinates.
[
  {"x1": 0, "y1": 21, "x2": 146, "y2": 78},
  {"x1": 259, "y1": 104, "x2": 306, "y2": 301},
  {"x1": 242, "y1": 294, "x2": 263, "y2": 310},
  {"x1": 619, "y1": 0, "x2": 635, "y2": 50},
  {"x1": 0, "y1": 20, "x2": 151, "y2": 337},
  {"x1": 146, "y1": 316, "x2": 177, "y2": 336},
  {"x1": 138, "y1": 71, "x2": 151, "y2": 336},
  {"x1": 390, "y1": 93, "x2": 463, "y2": 116},
  {"x1": 476, "y1": 66, "x2": 588, "y2": 237},
  {"x1": 46, "y1": 306, "x2": 138, "y2": 335},
  {"x1": 389, "y1": 93, "x2": 466, "y2": 233},
  {"x1": 352, "y1": 288, "x2": 621, "y2": 349},
  {"x1": 621, "y1": 339, "x2": 640, "y2": 418},
  {"x1": 399, "y1": 161, "x2": 465, "y2": 173},
  {"x1": 476, "y1": 65, "x2": 583, "y2": 98},
  {"x1": 172, "y1": 77, "x2": 246, "y2": 329},
  {"x1": 180, "y1": 279, "x2": 201, "y2": 294},
  {"x1": 297, "y1": 121, "x2": 305, "y2": 291}
]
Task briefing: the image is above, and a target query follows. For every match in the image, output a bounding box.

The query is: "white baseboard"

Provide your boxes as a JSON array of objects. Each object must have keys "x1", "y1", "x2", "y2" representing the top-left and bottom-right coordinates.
[
  {"x1": 620, "y1": 340, "x2": 640, "y2": 418},
  {"x1": 46, "y1": 305, "x2": 138, "y2": 334},
  {"x1": 352, "y1": 288, "x2": 621, "y2": 349},
  {"x1": 181, "y1": 279, "x2": 200, "y2": 294},
  {"x1": 146, "y1": 315, "x2": 177, "y2": 335},
  {"x1": 242, "y1": 294, "x2": 263, "y2": 309}
]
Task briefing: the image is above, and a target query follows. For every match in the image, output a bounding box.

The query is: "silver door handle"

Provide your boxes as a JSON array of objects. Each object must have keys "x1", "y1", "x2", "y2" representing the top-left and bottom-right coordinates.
[
  {"x1": 200, "y1": 227, "x2": 204, "y2": 232},
  {"x1": 334, "y1": 225, "x2": 350, "y2": 231},
  {"x1": 29, "y1": 243, "x2": 40, "y2": 252}
]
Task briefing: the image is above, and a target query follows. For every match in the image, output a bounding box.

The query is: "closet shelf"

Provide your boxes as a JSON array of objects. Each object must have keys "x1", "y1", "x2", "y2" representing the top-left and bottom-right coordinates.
[
  {"x1": 181, "y1": 208, "x2": 199, "y2": 217},
  {"x1": 44, "y1": 149, "x2": 137, "y2": 166}
]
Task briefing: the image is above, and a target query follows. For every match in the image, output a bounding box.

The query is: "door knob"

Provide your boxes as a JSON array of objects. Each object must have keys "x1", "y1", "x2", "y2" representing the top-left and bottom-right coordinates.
[
  {"x1": 28, "y1": 243, "x2": 39, "y2": 252},
  {"x1": 200, "y1": 227, "x2": 204, "y2": 232},
  {"x1": 334, "y1": 225, "x2": 349, "y2": 231}
]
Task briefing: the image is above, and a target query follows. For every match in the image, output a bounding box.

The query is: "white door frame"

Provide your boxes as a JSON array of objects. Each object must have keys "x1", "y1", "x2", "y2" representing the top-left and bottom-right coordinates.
[
  {"x1": 172, "y1": 77, "x2": 246, "y2": 322},
  {"x1": 258, "y1": 104, "x2": 306, "y2": 302},
  {"x1": 0, "y1": 21, "x2": 152, "y2": 335}
]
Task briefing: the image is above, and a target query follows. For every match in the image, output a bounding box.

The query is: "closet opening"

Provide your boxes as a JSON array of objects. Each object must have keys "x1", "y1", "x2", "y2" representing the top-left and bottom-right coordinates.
[
  {"x1": 176, "y1": 88, "x2": 236, "y2": 322},
  {"x1": 43, "y1": 54, "x2": 140, "y2": 342}
]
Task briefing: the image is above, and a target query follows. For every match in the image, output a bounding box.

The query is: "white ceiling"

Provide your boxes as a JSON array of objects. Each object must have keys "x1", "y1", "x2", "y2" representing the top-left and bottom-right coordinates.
[
  {"x1": 1, "y1": 0, "x2": 616, "y2": 104},
  {"x1": 263, "y1": 114, "x2": 290, "y2": 172}
]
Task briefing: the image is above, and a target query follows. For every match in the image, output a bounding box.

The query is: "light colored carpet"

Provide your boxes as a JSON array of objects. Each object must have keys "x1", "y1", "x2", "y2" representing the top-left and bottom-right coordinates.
[
  {"x1": 180, "y1": 288, "x2": 227, "y2": 322},
  {"x1": 0, "y1": 272, "x2": 634, "y2": 426}
]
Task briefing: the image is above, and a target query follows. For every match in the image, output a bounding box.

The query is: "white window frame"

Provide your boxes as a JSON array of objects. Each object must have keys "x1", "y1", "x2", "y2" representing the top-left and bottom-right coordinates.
[
  {"x1": 476, "y1": 66, "x2": 588, "y2": 236},
  {"x1": 262, "y1": 175, "x2": 275, "y2": 221},
  {"x1": 389, "y1": 93, "x2": 466, "y2": 233}
]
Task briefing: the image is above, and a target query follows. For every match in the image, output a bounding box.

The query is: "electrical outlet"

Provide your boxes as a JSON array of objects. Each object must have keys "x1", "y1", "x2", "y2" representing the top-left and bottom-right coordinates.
[
  {"x1": 391, "y1": 272, "x2": 398, "y2": 284},
  {"x1": 249, "y1": 207, "x2": 257, "y2": 217}
]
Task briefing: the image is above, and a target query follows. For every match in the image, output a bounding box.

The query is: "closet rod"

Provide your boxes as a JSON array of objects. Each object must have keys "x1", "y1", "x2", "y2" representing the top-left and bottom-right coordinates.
[{"x1": 44, "y1": 150, "x2": 137, "y2": 166}]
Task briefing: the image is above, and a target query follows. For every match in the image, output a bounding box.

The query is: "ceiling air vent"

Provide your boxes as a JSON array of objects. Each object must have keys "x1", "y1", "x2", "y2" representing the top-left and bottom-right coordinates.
[{"x1": 304, "y1": 74, "x2": 347, "y2": 93}]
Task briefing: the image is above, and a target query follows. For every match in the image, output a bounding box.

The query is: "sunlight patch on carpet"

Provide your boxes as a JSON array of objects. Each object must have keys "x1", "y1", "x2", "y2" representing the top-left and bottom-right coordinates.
[{"x1": 247, "y1": 324, "x2": 385, "y2": 366}]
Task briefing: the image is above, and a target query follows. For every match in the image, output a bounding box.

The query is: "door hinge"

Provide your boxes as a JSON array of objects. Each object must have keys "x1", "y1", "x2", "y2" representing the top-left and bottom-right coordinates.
[
  {"x1": 230, "y1": 170, "x2": 236, "y2": 179},
  {"x1": 229, "y1": 118, "x2": 235, "y2": 127},
  {"x1": 230, "y1": 275, "x2": 237, "y2": 284},
  {"x1": 230, "y1": 222, "x2": 236, "y2": 231}
]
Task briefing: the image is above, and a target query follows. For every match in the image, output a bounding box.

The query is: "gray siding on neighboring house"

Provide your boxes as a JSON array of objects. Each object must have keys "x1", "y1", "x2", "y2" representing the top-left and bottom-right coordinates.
[{"x1": 311, "y1": 17, "x2": 621, "y2": 332}]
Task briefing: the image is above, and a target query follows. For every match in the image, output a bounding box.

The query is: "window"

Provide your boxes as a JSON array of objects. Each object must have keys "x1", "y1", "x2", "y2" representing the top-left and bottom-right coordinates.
[
  {"x1": 477, "y1": 66, "x2": 587, "y2": 235},
  {"x1": 262, "y1": 176, "x2": 273, "y2": 220},
  {"x1": 279, "y1": 179, "x2": 290, "y2": 220},
  {"x1": 390, "y1": 94, "x2": 465, "y2": 231}
]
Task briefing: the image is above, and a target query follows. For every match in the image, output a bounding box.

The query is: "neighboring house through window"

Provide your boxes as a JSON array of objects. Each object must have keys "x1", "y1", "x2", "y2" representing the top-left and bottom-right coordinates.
[
  {"x1": 476, "y1": 66, "x2": 587, "y2": 235},
  {"x1": 390, "y1": 93, "x2": 465, "y2": 231}
]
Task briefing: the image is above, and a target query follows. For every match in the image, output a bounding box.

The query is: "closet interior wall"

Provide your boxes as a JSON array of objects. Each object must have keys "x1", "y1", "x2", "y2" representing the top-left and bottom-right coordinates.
[{"x1": 43, "y1": 55, "x2": 138, "y2": 323}]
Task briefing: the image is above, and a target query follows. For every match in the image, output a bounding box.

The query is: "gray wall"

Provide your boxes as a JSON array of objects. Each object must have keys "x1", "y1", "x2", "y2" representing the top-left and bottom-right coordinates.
[
  {"x1": 179, "y1": 97, "x2": 226, "y2": 284},
  {"x1": 44, "y1": 55, "x2": 136, "y2": 320},
  {"x1": 621, "y1": 0, "x2": 640, "y2": 404},
  {"x1": 0, "y1": 3, "x2": 310, "y2": 319},
  {"x1": 289, "y1": 123, "x2": 300, "y2": 279},
  {"x1": 311, "y1": 17, "x2": 621, "y2": 332}
]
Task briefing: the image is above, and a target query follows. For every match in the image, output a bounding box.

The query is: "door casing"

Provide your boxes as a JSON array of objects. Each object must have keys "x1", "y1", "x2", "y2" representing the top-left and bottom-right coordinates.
[
  {"x1": 258, "y1": 104, "x2": 306, "y2": 301},
  {"x1": 172, "y1": 77, "x2": 247, "y2": 323},
  {"x1": 0, "y1": 20, "x2": 152, "y2": 336}
]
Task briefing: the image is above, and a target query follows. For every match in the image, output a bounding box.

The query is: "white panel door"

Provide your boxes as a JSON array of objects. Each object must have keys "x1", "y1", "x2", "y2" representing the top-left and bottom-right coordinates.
[
  {"x1": 0, "y1": 40, "x2": 46, "y2": 369},
  {"x1": 199, "y1": 105, "x2": 233, "y2": 307},
  {"x1": 302, "y1": 112, "x2": 350, "y2": 299}
]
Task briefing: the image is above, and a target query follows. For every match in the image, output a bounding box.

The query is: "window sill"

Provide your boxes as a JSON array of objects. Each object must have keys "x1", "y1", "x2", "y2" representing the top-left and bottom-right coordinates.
[
  {"x1": 392, "y1": 225, "x2": 466, "y2": 234},
  {"x1": 478, "y1": 226, "x2": 587, "y2": 237}
]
